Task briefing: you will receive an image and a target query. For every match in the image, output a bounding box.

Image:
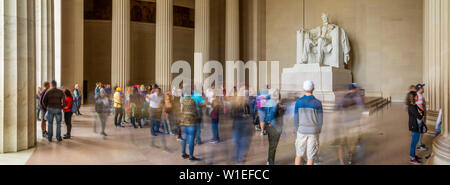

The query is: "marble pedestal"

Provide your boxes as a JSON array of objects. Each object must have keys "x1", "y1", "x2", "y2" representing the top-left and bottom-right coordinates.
[{"x1": 281, "y1": 64, "x2": 352, "y2": 102}]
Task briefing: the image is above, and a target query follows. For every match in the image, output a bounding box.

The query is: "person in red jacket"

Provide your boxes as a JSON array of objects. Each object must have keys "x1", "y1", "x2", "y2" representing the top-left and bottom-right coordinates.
[{"x1": 63, "y1": 89, "x2": 74, "y2": 139}]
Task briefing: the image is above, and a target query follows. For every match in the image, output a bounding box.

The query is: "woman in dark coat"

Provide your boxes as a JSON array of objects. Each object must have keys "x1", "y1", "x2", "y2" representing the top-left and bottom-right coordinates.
[{"x1": 407, "y1": 91, "x2": 423, "y2": 164}]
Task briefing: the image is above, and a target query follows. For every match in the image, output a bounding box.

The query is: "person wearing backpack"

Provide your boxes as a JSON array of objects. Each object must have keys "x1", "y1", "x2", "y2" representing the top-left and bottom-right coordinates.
[{"x1": 180, "y1": 94, "x2": 201, "y2": 161}]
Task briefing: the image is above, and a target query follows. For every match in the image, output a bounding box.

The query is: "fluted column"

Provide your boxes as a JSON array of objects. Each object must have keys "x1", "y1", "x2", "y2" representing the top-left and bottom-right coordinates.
[
  {"x1": 425, "y1": 0, "x2": 450, "y2": 165},
  {"x1": 155, "y1": 0, "x2": 173, "y2": 91},
  {"x1": 36, "y1": 0, "x2": 55, "y2": 85},
  {"x1": 111, "y1": 0, "x2": 130, "y2": 89},
  {"x1": 424, "y1": 0, "x2": 441, "y2": 112},
  {"x1": 225, "y1": 0, "x2": 240, "y2": 61},
  {"x1": 194, "y1": 0, "x2": 210, "y2": 91},
  {"x1": 0, "y1": 0, "x2": 37, "y2": 153}
]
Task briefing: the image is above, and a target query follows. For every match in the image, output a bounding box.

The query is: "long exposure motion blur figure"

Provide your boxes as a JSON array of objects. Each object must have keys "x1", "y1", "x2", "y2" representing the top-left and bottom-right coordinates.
[
  {"x1": 294, "y1": 80, "x2": 323, "y2": 165},
  {"x1": 114, "y1": 87, "x2": 124, "y2": 128},
  {"x1": 334, "y1": 83, "x2": 365, "y2": 165},
  {"x1": 95, "y1": 91, "x2": 110, "y2": 136},
  {"x1": 162, "y1": 91, "x2": 175, "y2": 135},
  {"x1": 265, "y1": 91, "x2": 285, "y2": 165},
  {"x1": 256, "y1": 90, "x2": 269, "y2": 135},
  {"x1": 191, "y1": 90, "x2": 205, "y2": 145},
  {"x1": 129, "y1": 87, "x2": 144, "y2": 128},
  {"x1": 232, "y1": 94, "x2": 253, "y2": 165}
]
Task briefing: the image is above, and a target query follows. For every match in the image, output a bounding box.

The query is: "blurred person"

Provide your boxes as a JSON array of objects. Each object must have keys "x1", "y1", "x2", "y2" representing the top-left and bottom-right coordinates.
[
  {"x1": 63, "y1": 89, "x2": 74, "y2": 139},
  {"x1": 181, "y1": 94, "x2": 201, "y2": 161},
  {"x1": 334, "y1": 83, "x2": 366, "y2": 165},
  {"x1": 147, "y1": 88, "x2": 164, "y2": 136},
  {"x1": 191, "y1": 90, "x2": 205, "y2": 145},
  {"x1": 407, "y1": 91, "x2": 423, "y2": 164},
  {"x1": 256, "y1": 90, "x2": 269, "y2": 135},
  {"x1": 95, "y1": 90, "x2": 110, "y2": 136},
  {"x1": 42, "y1": 80, "x2": 66, "y2": 142},
  {"x1": 73, "y1": 84, "x2": 82, "y2": 115},
  {"x1": 265, "y1": 94, "x2": 285, "y2": 165},
  {"x1": 231, "y1": 95, "x2": 253, "y2": 165},
  {"x1": 294, "y1": 80, "x2": 323, "y2": 165},
  {"x1": 129, "y1": 87, "x2": 144, "y2": 128},
  {"x1": 139, "y1": 85, "x2": 147, "y2": 98},
  {"x1": 409, "y1": 85, "x2": 417, "y2": 92},
  {"x1": 415, "y1": 84, "x2": 427, "y2": 151},
  {"x1": 162, "y1": 91, "x2": 175, "y2": 135},
  {"x1": 36, "y1": 87, "x2": 42, "y2": 121},
  {"x1": 104, "y1": 84, "x2": 112, "y2": 98},
  {"x1": 95, "y1": 82, "x2": 102, "y2": 99},
  {"x1": 124, "y1": 86, "x2": 133, "y2": 124},
  {"x1": 209, "y1": 94, "x2": 221, "y2": 144},
  {"x1": 113, "y1": 87, "x2": 124, "y2": 128},
  {"x1": 39, "y1": 82, "x2": 51, "y2": 138},
  {"x1": 248, "y1": 88, "x2": 258, "y2": 130},
  {"x1": 205, "y1": 84, "x2": 216, "y2": 115}
]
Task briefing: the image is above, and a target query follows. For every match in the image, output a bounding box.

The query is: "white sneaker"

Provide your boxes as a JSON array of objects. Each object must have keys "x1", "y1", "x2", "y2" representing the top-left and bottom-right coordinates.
[{"x1": 260, "y1": 132, "x2": 264, "y2": 136}]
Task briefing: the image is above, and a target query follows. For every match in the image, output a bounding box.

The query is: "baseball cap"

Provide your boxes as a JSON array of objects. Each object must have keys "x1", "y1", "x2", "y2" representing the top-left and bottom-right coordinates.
[
  {"x1": 303, "y1": 80, "x2": 315, "y2": 91},
  {"x1": 415, "y1": 84, "x2": 425, "y2": 91}
]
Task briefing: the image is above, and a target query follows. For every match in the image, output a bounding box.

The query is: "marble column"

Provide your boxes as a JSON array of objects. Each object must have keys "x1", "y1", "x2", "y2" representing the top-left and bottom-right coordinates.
[
  {"x1": 425, "y1": 0, "x2": 450, "y2": 165},
  {"x1": 37, "y1": 0, "x2": 55, "y2": 85},
  {"x1": 61, "y1": 0, "x2": 84, "y2": 99},
  {"x1": 194, "y1": 0, "x2": 210, "y2": 91},
  {"x1": 0, "y1": 0, "x2": 37, "y2": 153},
  {"x1": 155, "y1": 0, "x2": 173, "y2": 91},
  {"x1": 225, "y1": 0, "x2": 240, "y2": 61},
  {"x1": 111, "y1": 0, "x2": 130, "y2": 89}
]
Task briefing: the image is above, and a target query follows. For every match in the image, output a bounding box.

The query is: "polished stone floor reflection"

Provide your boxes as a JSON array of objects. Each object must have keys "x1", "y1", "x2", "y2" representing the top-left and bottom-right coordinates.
[{"x1": 19, "y1": 103, "x2": 433, "y2": 165}]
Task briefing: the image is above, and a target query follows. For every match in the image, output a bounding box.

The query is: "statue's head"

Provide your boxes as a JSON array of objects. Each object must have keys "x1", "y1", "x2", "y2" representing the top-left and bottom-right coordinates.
[{"x1": 321, "y1": 13, "x2": 329, "y2": 24}]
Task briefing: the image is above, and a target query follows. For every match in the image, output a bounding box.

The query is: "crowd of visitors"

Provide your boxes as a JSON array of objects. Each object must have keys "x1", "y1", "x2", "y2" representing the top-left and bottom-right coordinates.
[
  {"x1": 36, "y1": 78, "x2": 436, "y2": 165},
  {"x1": 37, "y1": 81, "x2": 83, "y2": 142}
]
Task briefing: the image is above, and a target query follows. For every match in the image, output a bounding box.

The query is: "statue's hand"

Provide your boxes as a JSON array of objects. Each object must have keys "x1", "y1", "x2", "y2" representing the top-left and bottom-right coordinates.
[{"x1": 344, "y1": 54, "x2": 350, "y2": 63}]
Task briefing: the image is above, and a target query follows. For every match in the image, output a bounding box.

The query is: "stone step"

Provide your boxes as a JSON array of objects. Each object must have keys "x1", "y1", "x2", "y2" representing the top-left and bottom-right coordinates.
[{"x1": 322, "y1": 96, "x2": 391, "y2": 115}]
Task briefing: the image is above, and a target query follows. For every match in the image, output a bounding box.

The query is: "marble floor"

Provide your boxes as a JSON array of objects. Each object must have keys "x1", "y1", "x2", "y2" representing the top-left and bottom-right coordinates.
[{"x1": 0, "y1": 103, "x2": 434, "y2": 165}]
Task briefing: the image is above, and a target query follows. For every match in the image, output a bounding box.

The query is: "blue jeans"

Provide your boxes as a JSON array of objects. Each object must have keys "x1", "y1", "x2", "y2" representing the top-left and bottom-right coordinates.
[
  {"x1": 47, "y1": 108, "x2": 62, "y2": 140},
  {"x1": 181, "y1": 126, "x2": 196, "y2": 156},
  {"x1": 212, "y1": 119, "x2": 219, "y2": 141},
  {"x1": 151, "y1": 119, "x2": 161, "y2": 136},
  {"x1": 410, "y1": 132, "x2": 420, "y2": 158}
]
